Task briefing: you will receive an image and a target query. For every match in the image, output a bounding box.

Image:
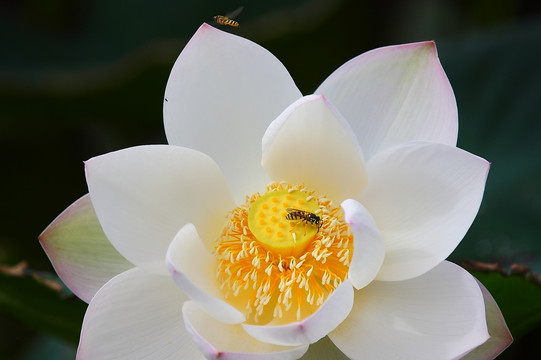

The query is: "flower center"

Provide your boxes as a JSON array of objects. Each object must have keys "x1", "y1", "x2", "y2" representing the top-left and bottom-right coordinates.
[
  {"x1": 247, "y1": 188, "x2": 320, "y2": 257},
  {"x1": 214, "y1": 182, "x2": 353, "y2": 325}
]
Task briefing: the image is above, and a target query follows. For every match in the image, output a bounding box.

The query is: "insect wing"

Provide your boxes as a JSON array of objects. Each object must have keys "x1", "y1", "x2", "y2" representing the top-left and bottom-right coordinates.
[{"x1": 226, "y1": 6, "x2": 244, "y2": 19}]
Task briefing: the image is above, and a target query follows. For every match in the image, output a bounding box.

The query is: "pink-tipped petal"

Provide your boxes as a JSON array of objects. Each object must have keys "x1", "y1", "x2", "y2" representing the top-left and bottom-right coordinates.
[
  {"x1": 164, "y1": 24, "x2": 302, "y2": 201},
  {"x1": 460, "y1": 280, "x2": 513, "y2": 360},
  {"x1": 85, "y1": 145, "x2": 235, "y2": 275},
  {"x1": 243, "y1": 280, "x2": 354, "y2": 346},
  {"x1": 183, "y1": 301, "x2": 309, "y2": 360},
  {"x1": 262, "y1": 95, "x2": 367, "y2": 203},
  {"x1": 359, "y1": 141, "x2": 489, "y2": 281},
  {"x1": 166, "y1": 223, "x2": 245, "y2": 324},
  {"x1": 316, "y1": 41, "x2": 457, "y2": 160},
  {"x1": 329, "y1": 261, "x2": 490, "y2": 360},
  {"x1": 39, "y1": 194, "x2": 133, "y2": 303},
  {"x1": 77, "y1": 268, "x2": 200, "y2": 360},
  {"x1": 341, "y1": 199, "x2": 384, "y2": 290}
]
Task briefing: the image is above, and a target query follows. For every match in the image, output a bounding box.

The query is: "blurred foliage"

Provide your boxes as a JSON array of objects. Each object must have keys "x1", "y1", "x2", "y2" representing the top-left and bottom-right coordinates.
[
  {"x1": 0, "y1": 268, "x2": 85, "y2": 358},
  {"x1": 1, "y1": 0, "x2": 540, "y2": 358},
  {"x1": 0, "y1": 271, "x2": 85, "y2": 343},
  {"x1": 475, "y1": 266, "x2": 541, "y2": 339},
  {"x1": 465, "y1": 263, "x2": 541, "y2": 359},
  {"x1": 444, "y1": 20, "x2": 541, "y2": 273}
]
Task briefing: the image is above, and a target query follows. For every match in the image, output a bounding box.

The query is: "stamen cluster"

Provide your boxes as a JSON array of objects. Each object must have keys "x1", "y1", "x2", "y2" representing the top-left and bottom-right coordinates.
[{"x1": 214, "y1": 182, "x2": 353, "y2": 324}]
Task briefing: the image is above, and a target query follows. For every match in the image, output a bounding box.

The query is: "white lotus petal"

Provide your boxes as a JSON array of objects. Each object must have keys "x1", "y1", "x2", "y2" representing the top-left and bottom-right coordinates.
[
  {"x1": 183, "y1": 301, "x2": 308, "y2": 360},
  {"x1": 166, "y1": 223, "x2": 245, "y2": 324},
  {"x1": 262, "y1": 95, "x2": 367, "y2": 202},
  {"x1": 39, "y1": 194, "x2": 133, "y2": 303},
  {"x1": 164, "y1": 24, "x2": 302, "y2": 201},
  {"x1": 359, "y1": 141, "x2": 489, "y2": 281},
  {"x1": 461, "y1": 280, "x2": 513, "y2": 360},
  {"x1": 85, "y1": 145, "x2": 235, "y2": 275},
  {"x1": 77, "y1": 268, "x2": 201, "y2": 360},
  {"x1": 341, "y1": 199, "x2": 384, "y2": 290},
  {"x1": 243, "y1": 280, "x2": 353, "y2": 346},
  {"x1": 329, "y1": 261, "x2": 489, "y2": 360},
  {"x1": 316, "y1": 41, "x2": 457, "y2": 159}
]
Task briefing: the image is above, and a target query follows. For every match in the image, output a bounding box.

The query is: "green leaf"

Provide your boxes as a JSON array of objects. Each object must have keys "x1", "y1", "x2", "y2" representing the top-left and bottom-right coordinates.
[
  {"x1": 300, "y1": 336, "x2": 349, "y2": 360},
  {"x1": 0, "y1": 270, "x2": 86, "y2": 345},
  {"x1": 464, "y1": 261, "x2": 541, "y2": 339}
]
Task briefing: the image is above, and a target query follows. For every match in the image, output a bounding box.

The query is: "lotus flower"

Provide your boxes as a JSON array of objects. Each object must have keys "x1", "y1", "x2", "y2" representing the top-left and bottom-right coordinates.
[{"x1": 40, "y1": 24, "x2": 512, "y2": 359}]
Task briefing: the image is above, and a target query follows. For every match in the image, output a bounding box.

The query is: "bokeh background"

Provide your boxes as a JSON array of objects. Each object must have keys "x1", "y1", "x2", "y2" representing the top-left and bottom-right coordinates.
[{"x1": 1, "y1": 0, "x2": 540, "y2": 358}]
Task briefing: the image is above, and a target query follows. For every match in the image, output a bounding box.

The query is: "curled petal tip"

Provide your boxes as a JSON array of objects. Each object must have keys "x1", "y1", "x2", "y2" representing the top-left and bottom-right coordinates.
[{"x1": 200, "y1": 22, "x2": 217, "y2": 31}]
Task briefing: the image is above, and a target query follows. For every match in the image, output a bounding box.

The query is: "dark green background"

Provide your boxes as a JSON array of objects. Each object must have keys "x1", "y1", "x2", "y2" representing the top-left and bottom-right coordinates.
[{"x1": 1, "y1": 0, "x2": 540, "y2": 358}]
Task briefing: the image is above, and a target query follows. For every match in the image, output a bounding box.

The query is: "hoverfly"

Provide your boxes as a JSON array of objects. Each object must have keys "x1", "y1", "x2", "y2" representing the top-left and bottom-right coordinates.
[
  {"x1": 285, "y1": 208, "x2": 322, "y2": 233},
  {"x1": 213, "y1": 6, "x2": 243, "y2": 28}
]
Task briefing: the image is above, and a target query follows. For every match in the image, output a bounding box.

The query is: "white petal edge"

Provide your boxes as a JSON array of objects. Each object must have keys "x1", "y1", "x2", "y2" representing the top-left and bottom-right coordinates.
[
  {"x1": 166, "y1": 223, "x2": 245, "y2": 324},
  {"x1": 39, "y1": 194, "x2": 133, "y2": 303},
  {"x1": 460, "y1": 280, "x2": 513, "y2": 360},
  {"x1": 329, "y1": 261, "x2": 490, "y2": 360},
  {"x1": 316, "y1": 41, "x2": 458, "y2": 160},
  {"x1": 243, "y1": 280, "x2": 354, "y2": 346},
  {"x1": 183, "y1": 301, "x2": 309, "y2": 360},
  {"x1": 77, "y1": 267, "x2": 202, "y2": 360},
  {"x1": 341, "y1": 199, "x2": 384, "y2": 290},
  {"x1": 358, "y1": 141, "x2": 490, "y2": 281},
  {"x1": 262, "y1": 94, "x2": 367, "y2": 203},
  {"x1": 85, "y1": 145, "x2": 235, "y2": 275},
  {"x1": 164, "y1": 23, "x2": 302, "y2": 202}
]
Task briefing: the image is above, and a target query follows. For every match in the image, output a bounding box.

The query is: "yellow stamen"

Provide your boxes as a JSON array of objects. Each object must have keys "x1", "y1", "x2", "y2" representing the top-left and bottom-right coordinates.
[{"x1": 214, "y1": 182, "x2": 353, "y2": 325}]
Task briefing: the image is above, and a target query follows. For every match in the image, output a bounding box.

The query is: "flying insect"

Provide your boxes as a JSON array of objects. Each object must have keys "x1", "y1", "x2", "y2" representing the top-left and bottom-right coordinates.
[{"x1": 214, "y1": 6, "x2": 243, "y2": 28}]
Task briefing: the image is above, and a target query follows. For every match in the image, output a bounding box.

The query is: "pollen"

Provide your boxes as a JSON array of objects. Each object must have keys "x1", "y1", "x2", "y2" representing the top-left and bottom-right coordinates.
[{"x1": 214, "y1": 182, "x2": 353, "y2": 325}]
